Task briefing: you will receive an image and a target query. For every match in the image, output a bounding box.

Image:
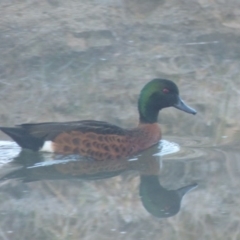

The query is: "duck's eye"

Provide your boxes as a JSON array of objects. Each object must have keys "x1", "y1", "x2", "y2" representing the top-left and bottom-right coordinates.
[{"x1": 163, "y1": 88, "x2": 170, "y2": 93}]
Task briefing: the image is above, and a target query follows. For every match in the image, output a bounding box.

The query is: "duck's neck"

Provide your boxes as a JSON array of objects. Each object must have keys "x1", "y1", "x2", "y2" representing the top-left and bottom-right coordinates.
[{"x1": 138, "y1": 97, "x2": 160, "y2": 124}]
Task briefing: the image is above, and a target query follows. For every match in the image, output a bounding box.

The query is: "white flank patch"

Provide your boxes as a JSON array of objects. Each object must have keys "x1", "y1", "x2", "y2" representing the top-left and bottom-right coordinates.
[{"x1": 40, "y1": 141, "x2": 54, "y2": 152}]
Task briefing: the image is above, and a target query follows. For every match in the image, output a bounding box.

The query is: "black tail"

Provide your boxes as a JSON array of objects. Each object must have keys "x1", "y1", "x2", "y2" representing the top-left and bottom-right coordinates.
[{"x1": 0, "y1": 127, "x2": 43, "y2": 151}]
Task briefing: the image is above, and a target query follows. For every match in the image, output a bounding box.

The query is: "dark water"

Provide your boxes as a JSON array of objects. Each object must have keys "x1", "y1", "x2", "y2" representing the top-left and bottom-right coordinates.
[{"x1": 0, "y1": 0, "x2": 240, "y2": 239}]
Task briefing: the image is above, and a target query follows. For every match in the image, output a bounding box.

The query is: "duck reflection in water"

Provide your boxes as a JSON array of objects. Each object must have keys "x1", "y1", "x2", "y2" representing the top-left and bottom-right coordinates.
[{"x1": 1, "y1": 142, "x2": 197, "y2": 218}]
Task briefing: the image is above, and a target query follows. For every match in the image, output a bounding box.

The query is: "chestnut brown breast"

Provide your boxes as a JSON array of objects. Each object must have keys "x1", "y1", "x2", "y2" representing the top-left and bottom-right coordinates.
[{"x1": 53, "y1": 123, "x2": 161, "y2": 160}]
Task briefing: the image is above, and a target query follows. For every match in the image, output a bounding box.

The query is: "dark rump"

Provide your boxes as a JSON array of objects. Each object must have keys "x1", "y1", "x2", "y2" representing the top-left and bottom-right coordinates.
[{"x1": 0, "y1": 127, "x2": 43, "y2": 151}]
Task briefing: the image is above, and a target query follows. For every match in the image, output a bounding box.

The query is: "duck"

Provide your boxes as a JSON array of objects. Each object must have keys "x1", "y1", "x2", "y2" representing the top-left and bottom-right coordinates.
[{"x1": 0, "y1": 79, "x2": 196, "y2": 160}]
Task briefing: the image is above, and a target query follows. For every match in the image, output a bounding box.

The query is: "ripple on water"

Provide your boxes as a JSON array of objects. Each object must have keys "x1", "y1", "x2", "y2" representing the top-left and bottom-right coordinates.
[
  {"x1": 0, "y1": 141, "x2": 21, "y2": 164},
  {"x1": 158, "y1": 137, "x2": 213, "y2": 160},
  {"x1": 0, "y1": 137, "x2": 211, "y2": 165}
]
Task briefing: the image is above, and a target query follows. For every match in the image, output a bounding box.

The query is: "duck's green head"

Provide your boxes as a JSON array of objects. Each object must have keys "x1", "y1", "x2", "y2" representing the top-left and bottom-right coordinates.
[{"x1": 138, "y1": 79, "x2": 197, "y2": 124}]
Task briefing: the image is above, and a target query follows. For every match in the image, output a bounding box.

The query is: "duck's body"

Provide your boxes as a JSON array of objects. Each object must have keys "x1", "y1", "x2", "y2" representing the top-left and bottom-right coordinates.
[
  {"x1": 1, "y1": 121, "x2": 161, "y2": 160},
  {"x1": 0, "y1": 79, "x2": 196, "y2": 160}
]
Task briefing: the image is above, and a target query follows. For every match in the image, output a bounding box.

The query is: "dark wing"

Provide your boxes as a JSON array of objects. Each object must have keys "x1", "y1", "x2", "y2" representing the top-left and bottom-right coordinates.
[
  {"x1": 19, "y1": 120, "x2": 126, "y2": 139},
  {"x1": 0, "y1": 120, "x2": 126, "y2": 151}
]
